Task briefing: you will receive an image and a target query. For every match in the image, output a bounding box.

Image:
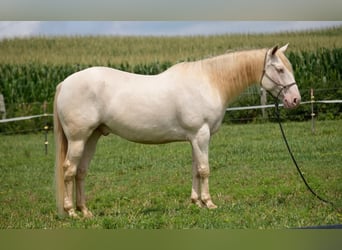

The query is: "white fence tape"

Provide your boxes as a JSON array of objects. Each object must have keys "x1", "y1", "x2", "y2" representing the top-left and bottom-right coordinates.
[
  {"x1": 312, "y1": 100, "x2": 342, "y2": 104},
  {"x1": 0, "y1": 100, "x2": 341, "y2": 124},
  {"x1": 226, "y1": 100, "x2": 342, "y2": 111},
  {"x1": 0, "y1": 114, "x2": 53, "y2": 123},
  {"x1": 227, "y1": 104, "x2": 281, "y2": 111}
]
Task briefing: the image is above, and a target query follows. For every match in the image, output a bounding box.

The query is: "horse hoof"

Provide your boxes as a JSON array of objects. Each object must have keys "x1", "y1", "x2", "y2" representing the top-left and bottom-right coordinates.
[
  {"x1": 192, "y1": 199, "x2": 205, "y2": 208},
  {"x1": 82, "y1": 210, "x2": 93, "y2": 218},
  {"x1": 67, "y1": 209, "x2": 79, "y2": 218},
  {"x1": 203, "y1": 200, "x2": 218, "y2": 209}
]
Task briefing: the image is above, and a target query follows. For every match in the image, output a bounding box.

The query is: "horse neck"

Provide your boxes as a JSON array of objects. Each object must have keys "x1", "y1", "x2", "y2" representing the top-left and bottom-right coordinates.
[{"x1": 202, "y1": 49, "x2": 267, "y2": 106}]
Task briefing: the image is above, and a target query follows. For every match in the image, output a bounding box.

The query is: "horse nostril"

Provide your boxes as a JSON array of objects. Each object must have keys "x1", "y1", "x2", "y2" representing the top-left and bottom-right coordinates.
[{"x1": 293, "y1": 98, "x2": 297, "y2": 104}]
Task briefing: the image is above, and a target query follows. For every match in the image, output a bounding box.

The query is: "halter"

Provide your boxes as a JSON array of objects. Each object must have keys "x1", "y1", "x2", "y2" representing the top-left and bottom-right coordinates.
[{"x1": 260, "y1": 50, "x2": 297, "y2": 99}]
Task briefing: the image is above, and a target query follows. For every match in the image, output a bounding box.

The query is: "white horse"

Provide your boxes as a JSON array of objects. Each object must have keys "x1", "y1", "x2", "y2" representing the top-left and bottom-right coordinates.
[{"x1": 54, "y1": 44, "x2": 301, "y2": 218}]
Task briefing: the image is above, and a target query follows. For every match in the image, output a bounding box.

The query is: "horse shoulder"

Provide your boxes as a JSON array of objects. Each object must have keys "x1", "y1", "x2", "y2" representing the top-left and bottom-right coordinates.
[{"x1": 161, "y1": 64, "x2": 226, "y2": 134}]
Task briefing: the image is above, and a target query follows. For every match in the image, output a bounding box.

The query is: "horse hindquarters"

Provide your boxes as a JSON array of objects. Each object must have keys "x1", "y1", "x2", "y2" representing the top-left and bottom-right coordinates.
[{"x1": 55, "y1": 83, "x2": 98, "y2": 218}]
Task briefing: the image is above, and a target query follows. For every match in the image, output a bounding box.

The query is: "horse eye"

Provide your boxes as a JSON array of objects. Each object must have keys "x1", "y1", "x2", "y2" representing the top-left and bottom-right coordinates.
[{"x1": 277, "y1": 67, "x2": 284, "y2": 73}]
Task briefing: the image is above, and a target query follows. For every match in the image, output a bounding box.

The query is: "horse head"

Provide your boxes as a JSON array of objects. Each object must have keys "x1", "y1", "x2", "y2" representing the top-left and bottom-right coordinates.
[{"x1": 261, "y1": 44, "x2": 301, "y2": 109}]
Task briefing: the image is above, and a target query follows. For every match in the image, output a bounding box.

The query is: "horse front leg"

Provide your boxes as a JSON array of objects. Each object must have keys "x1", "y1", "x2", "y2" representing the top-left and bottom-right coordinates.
[{"x1": 190, "y1": 125, "x2": 217, "y2": 209}]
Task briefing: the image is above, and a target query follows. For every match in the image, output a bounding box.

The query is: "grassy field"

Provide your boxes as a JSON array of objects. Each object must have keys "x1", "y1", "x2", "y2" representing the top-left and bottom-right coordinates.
[{"x1": 0, "y1": 120, "x2": 341, "y2": 229}]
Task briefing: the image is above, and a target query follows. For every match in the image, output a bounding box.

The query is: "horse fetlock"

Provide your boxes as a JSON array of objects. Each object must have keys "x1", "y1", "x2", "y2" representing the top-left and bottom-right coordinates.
[{"x1": 64, "y1": 197, "x2": 73, "y2": 209}]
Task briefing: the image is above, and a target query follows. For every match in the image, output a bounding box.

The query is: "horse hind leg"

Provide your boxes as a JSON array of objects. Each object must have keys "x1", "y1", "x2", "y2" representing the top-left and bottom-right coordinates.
[
  {"x1": 63, "y1": 139, "x2": 87, "y2": 218},
  {"x1": 191, "y1": 152, "x2": 204, "y2": 208},
  {"x1": 76, "y1": 130, "x2": 101, "y2": 218}
]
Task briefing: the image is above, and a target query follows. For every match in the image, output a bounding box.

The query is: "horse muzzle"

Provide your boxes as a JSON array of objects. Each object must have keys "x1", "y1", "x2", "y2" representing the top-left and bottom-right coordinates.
[{"x1": 283, "y1": 93, "x2": 301, "y2": 109}]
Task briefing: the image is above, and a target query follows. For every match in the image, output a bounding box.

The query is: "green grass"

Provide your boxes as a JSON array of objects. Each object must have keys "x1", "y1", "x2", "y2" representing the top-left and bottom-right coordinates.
[{"x1": 0, "y1": 120, "x2": 341, "y2": 229}]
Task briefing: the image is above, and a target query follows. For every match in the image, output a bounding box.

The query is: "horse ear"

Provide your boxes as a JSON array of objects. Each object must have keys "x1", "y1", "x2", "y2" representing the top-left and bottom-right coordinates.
[
  {"x1": 279, "y1": 43, "x2": 289, "y2": 53},
  {"x1": 271, "y1": 45, "x2": 278, "y2": 56}
]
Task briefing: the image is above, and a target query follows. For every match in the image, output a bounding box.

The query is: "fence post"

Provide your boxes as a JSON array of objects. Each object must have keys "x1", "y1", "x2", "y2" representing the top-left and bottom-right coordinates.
[
  {"x1": 260, "y1": 87, "x2": 268, "y2": 120},
  {"x1": 0, "y1": 92, "x2": 6, "y2": 119},
  {"x1": 43, "y1": 101, "x2": 49, "y2": 155},
  {"x1": 311, "y1": 88, "x2": 315, "y2": 134}
]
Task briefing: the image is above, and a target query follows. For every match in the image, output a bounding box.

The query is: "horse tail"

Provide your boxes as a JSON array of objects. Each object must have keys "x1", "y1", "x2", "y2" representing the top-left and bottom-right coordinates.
[{"x1": 54, "y1": 83, "x2": 67, "y2": 216}]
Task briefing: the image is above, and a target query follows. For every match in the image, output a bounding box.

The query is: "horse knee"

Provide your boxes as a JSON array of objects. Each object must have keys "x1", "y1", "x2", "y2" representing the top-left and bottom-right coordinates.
[{"x1": 198, "y1": 165, "x2": 210, "y2": 178}]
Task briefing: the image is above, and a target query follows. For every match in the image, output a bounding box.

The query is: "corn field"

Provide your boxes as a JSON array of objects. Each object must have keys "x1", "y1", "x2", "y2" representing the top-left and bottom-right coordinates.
[
  {"x1": 1, "y1": 48, "x2": 341, "y2": 104},
  {"x1": 1, "y1": 26, "x2": 341, "y2": 65}
]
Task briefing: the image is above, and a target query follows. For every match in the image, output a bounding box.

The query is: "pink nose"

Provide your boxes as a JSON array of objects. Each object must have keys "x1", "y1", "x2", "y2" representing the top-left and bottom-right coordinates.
[{"x1": 284, "y1": 95, "x2": 301, "y2": 109}]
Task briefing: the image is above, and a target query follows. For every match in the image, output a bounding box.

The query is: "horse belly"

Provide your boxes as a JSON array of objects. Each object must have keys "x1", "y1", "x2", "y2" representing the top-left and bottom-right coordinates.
[
  {"x1": 106, "y1": 116, "x2": 187, "y2": 144},
  {"x1": 104, "y1": 95, "x2": 188, "y2": 144}
]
